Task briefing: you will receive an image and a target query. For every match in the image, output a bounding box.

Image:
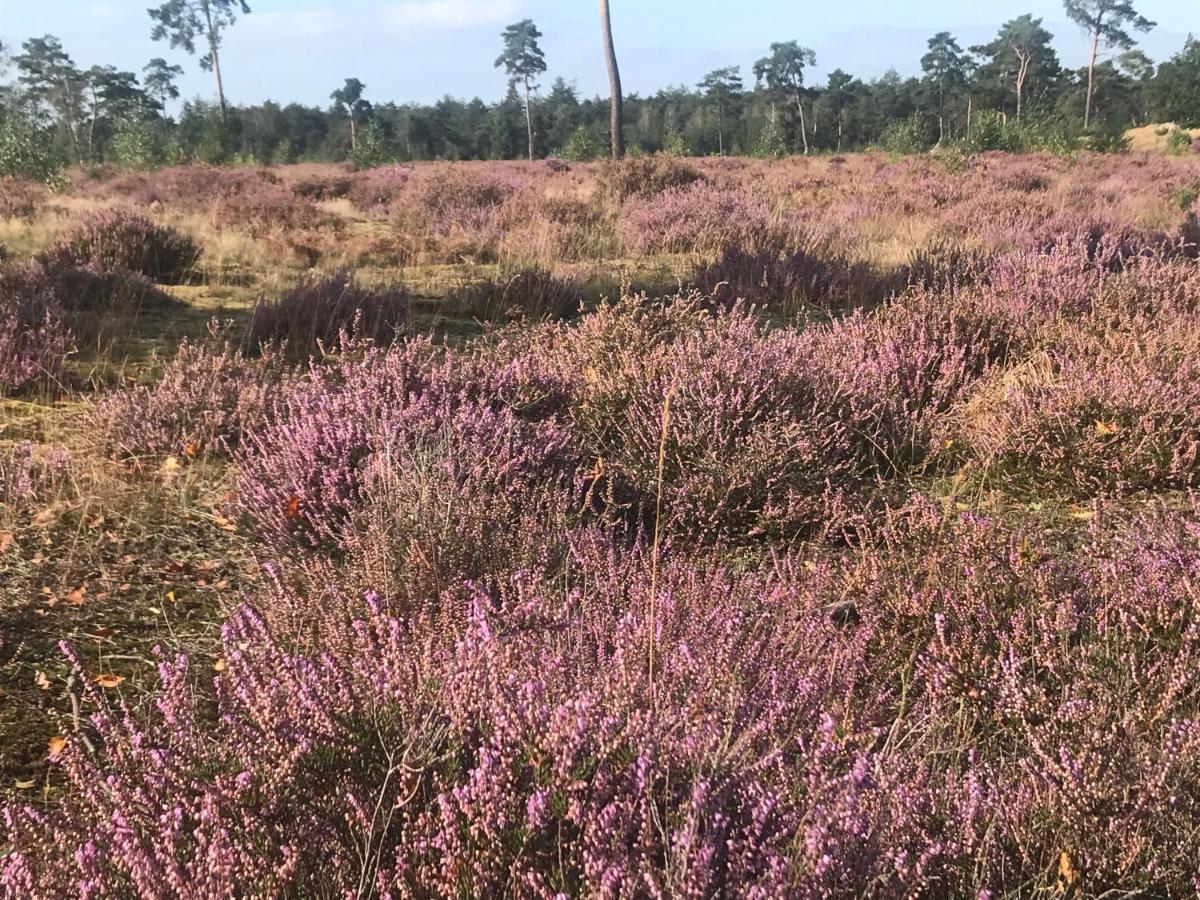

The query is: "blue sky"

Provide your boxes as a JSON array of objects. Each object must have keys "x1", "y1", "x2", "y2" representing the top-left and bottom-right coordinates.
[{"x1": 3, "y1": 0, "x2": 1195, "y2": 109}]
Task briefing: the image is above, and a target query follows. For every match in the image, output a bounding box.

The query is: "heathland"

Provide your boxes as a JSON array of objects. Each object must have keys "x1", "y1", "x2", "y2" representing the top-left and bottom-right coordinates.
[{"x1": 3, "y1": 149, "x2": 1200, "y2": 896}]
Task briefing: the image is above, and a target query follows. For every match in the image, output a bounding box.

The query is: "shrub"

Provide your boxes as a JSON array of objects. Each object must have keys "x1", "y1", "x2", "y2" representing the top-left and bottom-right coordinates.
[
  {"x1": 618, "y1": 183, "x2": 774, "y2": 255},
  {"x1": 0, "y1": 114, "x2": 63, "y2": 184},
  {"x1": 949, "y1": 317, "x2": 1200, "y2": 496},
  {"x1": 597, "y1": 154, "x2": 705, "y2": 202},
  {"x1": 38, "y1": 209, "x2": 200, "y2": 284},
  {"x1": 0, "y1": 176, "x2": 48, "y2": 221},
  {"x1": 562, "y1": 124, "x2": 603, "y2": 162},
  {"x1": 445, "y1": 266, "x2": 583, "y2": 322},
  {"x1": 880, "y1": 114, "x2": 931, "y2": 155},
  {"x1": 348, "y1": 121, "x2": 391, "y2": 170},
  {"x1": 0, "y1": 269, "x2": 72, "y2": 394},
  {"x1": 14, "y1": 504, "x2": 1200, "y2": 895},
  {"x1": 1166, "y1": 126, "x2": 1193, "y2": 156},
  {"x1": 699, "y1": 241, "x2": 902, "y2": 312},
  {"x1": 0, "y1": 441, "x2": 69, "y2": 508},
  {"x1": 248, "y1": 270, "x2": 410, "y2": 356},
  {"x1": 95, "y1": 336, "x2": 290, "y2": 459}
]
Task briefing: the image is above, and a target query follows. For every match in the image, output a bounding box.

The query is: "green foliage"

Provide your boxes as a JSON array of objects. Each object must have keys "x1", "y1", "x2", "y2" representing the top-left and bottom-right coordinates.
[
  {"x1": 0, "y1": 113, "x2": 64, "y2": 184},
  {"x1": 348, "y1": 121, "x2": 390, "y2": 170},
  {"x1": 963, "y1": 110, "x2": 1020, "y2": 153},
  {"x1": 1170, "y1": 184, "x2": 1200, "y2": 210},
  {"x1": 1082, "y1": 122, "x2": 1131, "y2": 153},
  {"x1": 880, "y1": 114, "x2": 930, "y2": 155},
  {"x1": 661, "y1": 128, "x2": 690, "y2": 157},
  {"x1": 562, "y1": 125, "x2": 602, "y2": 162},
  {"x1": 109, "y1": 118, "x2": 168, "y2": 170},
  {"x1": 1166, "y1": 127, "x2": 1194, "y2": 157},
  {"x1": 751, "y1": 119, "x2": 788, "y2": 158}
]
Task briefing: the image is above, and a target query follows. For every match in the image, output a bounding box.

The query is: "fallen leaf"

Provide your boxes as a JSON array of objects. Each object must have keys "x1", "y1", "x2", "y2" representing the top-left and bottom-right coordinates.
[
  {"x1": 95, "y1": 674, "x2": 125, "y2": 689},
  {"x1": 160, "y1": 456, "x2": 181, "y2": 475},
  {"x1": 212, "y1": 657, "x2": 227, "y2": 673},
  {"x1": 1058, "y1": 850, "x2": 1078, "y2": 887},
  {"x1": 284, "y1": 496, "x2": 301, "y2": 520},
  {"x1": 166, "y1": 590, "x2": 176, "y2": 604},
  {"x1": 184, "y1": 441, "x2": 200, "y2": 459},
  {"x1": 1094, "y1": 419, "x2": 1121, "y2": 436},
  {"x1": 66, "y1": 587, "x2": 86, "y2": 606},
  {"x1": 0, "y1": 532, "x2": 13, "y2": 553},
  {"x1": 33, "y1": 671, "x2": 50, "y2": 690},
  {"x1": 14, "y1": 779, "x2": 35, "y2": 790},
  {"x1": 87, "y1": 515, "x2": 105, "y2": 529},
  {"x1": 47, "y1": 736, "x2": 66, "y2": 758}
]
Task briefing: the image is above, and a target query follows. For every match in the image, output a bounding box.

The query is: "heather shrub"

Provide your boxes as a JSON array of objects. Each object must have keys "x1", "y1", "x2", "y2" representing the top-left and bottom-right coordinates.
[
  {"x1": 950, "y1": 319, "x2": 1200, "y2": 496},
  {"x1": 803, "y1": 286, "x2": 1024, "y2": 474},
  {"x1": 540, "y1": 297, "x2": 867, "y2": 540},
  {"x1": 0, "y1": 176, "x2": 47, "y2": 221},
  {"x1": 15, "y1": 503, "x2": 1200, "y2": 895},
  {"x1": 445, "y1": 266, "x2": 583, "y2": 322},
  {"x1": 346, "y1": 164, "x2": 412, "y2": 212},
  {"x1": 0, "y1": 269, "x2": 72, "y2": 394},
  {"x1": 37, "y1": 209, "x2": 200, "y2": 284},
  {"x1": 248, "y1": 270, "x2": 410, "y2": 356},
  {"x1": 389, "y1": 169, "x2": 515, "y2": 261},
  {"x1": 597, "y1": 154, "x2": 705, "y2": 201},
  {"x1": 291, "y1": 174, "x2": 352, "y2": 201},
  {"x1": 209, "y1": 180, "x2": 337, "y2": 236},
  {"x1": 95, "y1": 336, "x2": 291, "y2": 459},
  {"x1": 699, "y1": 241, "x2": 902, "y2": 312},
  {"x1": 0, "y1": 441, "x2": 69, "y2": 508},
  {"x1": 618, "y1": 182, "x2": 774, "y2": 255}
]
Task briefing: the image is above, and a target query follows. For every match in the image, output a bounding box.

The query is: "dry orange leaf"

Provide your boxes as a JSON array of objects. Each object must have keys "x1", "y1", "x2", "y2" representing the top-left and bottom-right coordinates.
[
  {"x1": 1058, "y1": 850, "x2": 1078, "y2": 886},
  {"x1": 184, "y1": 441, "x2": 200, "y2": 458},
  {"x1": 95, "y1": 674, "x2": 125, "y2": 689},
  {"x1": 47, "y1": 736, "x2": 66, "y2": 758},
  {"x1": 284, "y1": 496, "x2": 301, "y2": 520},
  {"x1": 0, "y1": 532, "x2": 13, "y2": 553},
  {"x1": 212, "y1": 657, "x2": 227, "y2": 673},
  {"x1": 1094, "y1": 419, "x2": 1121, "y2": 436},
  {"x1": 66, "y1": 587, "x2": 86, "y2": 606}
]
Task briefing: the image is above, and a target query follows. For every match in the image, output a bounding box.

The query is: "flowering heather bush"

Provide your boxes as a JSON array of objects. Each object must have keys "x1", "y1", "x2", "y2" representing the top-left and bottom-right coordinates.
[
  {"x1": 291, "y1": 173, "x2": 352, "y2": 201},
  {"x1": 346, "y1": 164, "x2": 413, "y2": 212},
  {"x1": 210, "y1": 180, "x2": 337, "y2": 237},
  {"x1": 389, "y1": 169, "x2": 516, "y2": 262},
  {"x1": 0, "y1": 176, "x2": 47, "y2": 221},
  {"x1": 0, "y1": 441, "x2": 68, "y2": 507},
  {"x1": 95, "y1": 336, "x2": 291, "y2": 459},
  {"x1": 531, "y1": 297, "x2": 867, "y2": 540},
  {"x1": 951, "y1": 317, "x2": 1200, "y2": 496},
  {"x1": 0, "y1": 269, "x2": 71, "y2": 394},
  {"x1": 248, "y1": 270, "x2": 410, "y2": 356},
  {"x1": 12, "y1": 503, "x2": 1200, "y2": 895},
  {"x1": 75, "y1": 164, "x2": 281, "y2": 212},
  {"x1": 446, "y1": 266, "x2": 583, "y2": 323},
  {"x1": 37, "y1": 209, "x2": 200, "y2": 284},
  {"x1": 597, "y1": 154, "x2": 705, "y2": 201},
  {"x1": 618, "y1": 182, "x2": 774, "y2": 255},
  {"x1": 699, "y1": 241, "x2": 902, "y2": 312}
]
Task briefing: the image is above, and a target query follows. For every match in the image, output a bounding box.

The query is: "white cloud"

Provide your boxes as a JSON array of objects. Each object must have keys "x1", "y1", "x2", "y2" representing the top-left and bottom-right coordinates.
[{"x1": 383, "y1": 0, "x2": 520, "y2": 31}]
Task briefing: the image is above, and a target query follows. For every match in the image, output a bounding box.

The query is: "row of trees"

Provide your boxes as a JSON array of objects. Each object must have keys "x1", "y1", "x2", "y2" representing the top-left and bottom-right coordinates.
[{"x1": 2, "y1": 0, "x2": 1199, "y2": 174}]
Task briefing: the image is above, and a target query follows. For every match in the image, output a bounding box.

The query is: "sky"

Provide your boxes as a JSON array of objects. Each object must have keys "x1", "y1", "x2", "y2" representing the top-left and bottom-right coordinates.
[{"x1": 1, "y1": 0, "x2": 1196, "y2": 110}]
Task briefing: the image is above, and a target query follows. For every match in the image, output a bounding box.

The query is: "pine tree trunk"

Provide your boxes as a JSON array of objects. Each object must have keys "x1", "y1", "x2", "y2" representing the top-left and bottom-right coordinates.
[
  {"x1": 795, "y1": 91, "x2": 808, "y2": 155},
  {"x1": 599, "y1": 0, "x2": 624, "y2": 158},
  {"x1": 203, "y1": 0, "x2": 227, "y2": 116},
  {"x1": 523, "y1": 76, "x2": 534, "y2": 160},
  {"x1": 1085, "y1": 29, "x2": 1100, "y2": 130}
]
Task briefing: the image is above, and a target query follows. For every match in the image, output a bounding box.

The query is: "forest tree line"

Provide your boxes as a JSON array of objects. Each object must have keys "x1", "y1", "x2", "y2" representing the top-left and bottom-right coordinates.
[{"x1": 2, "y1": 0, "x2": 1200, "y2": 177}]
